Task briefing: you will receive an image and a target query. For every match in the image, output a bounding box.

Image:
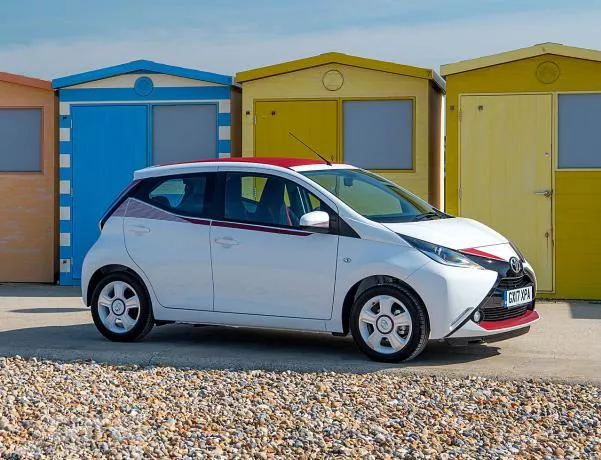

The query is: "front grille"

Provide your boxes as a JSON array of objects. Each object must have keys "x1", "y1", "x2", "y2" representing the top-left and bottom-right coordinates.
[
  {"x1": 478, "y1": 273, "x2": 534, "y2": 322},
  {"x1": 481, "y1": 303, "x2": 529, "y2": 321},
  {"x1": 498, "y1": 274, "x2": 530, "y2": 290}
]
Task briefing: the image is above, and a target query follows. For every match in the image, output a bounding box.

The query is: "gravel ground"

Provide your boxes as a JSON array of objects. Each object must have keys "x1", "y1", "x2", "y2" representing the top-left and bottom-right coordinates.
[{"x1": 0, "y1": 357, "x2": 599, "y2": 459}]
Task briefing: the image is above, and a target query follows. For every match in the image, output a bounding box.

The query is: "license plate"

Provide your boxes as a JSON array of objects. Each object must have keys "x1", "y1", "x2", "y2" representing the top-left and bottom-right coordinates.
[{"x1": 503, "y1": 286, "x2": 533, "y2": 308}]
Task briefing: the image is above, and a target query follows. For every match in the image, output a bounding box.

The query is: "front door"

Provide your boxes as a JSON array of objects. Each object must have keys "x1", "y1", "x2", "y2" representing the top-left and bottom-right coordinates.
[
  {"x1": 211, "y1": 171, "x2": 339, "y2": 319},
  {"x1": 459, "y1": 94, "x2": 553, "y2": 291},
  {"x1": 255, "y1": 100, "x2": 338, "y2": 162},
  {"x1": 71, "y1": 105, "x2": 148, "y2": 279}
]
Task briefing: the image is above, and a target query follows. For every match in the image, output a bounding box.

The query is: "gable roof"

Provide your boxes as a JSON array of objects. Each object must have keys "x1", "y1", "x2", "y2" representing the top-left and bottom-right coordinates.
[
  {"x1": 0, "y1": 71, "x2": 52, "y2": 91},
  {"x1": 236, "y1": 52, "x2": 445, "y2": 92},
  {"x1": 441, "y1": 42, "x2": 601, "y2": 76},
  {"x1": 52, "y1": 59, "x2": 233, "y2": 89}
]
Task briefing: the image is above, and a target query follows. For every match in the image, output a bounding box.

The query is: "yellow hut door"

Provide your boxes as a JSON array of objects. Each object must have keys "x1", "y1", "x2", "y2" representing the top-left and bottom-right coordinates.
[
  {"x1": 459, "y1": 94, "x2": 553, "y2": 291},
  {"x1": 254, "y1": 100, "x2": 338, "y2": 162}
]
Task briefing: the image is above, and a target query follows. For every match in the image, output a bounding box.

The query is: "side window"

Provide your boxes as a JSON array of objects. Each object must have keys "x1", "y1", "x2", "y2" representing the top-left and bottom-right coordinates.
[
  {"x1": 224, "y1": 173, "x2": 307, "y2": 228},
  {"x1": 145, "y1": 174, "x2": 214, "y2": 218}
]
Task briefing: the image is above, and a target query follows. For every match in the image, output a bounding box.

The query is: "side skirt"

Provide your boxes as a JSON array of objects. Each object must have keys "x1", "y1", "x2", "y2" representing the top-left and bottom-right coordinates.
[{"x1": 152, "y1": 306, "x2": 329, "y2": 333}]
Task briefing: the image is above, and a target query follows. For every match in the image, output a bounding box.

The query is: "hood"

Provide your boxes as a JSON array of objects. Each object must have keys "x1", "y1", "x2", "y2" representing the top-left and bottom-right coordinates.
[{"x1": 382, "y1": 217, "x2": 508, "y2": 250}]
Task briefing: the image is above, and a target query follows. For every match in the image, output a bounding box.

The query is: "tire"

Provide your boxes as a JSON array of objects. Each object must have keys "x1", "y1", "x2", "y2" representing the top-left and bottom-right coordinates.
[
  {"x1": 90, "y1": 272, "x2": 154, "y2": 342},
  {"x1": 349, "y1": 284, "x2": 429, "y2": 362}
]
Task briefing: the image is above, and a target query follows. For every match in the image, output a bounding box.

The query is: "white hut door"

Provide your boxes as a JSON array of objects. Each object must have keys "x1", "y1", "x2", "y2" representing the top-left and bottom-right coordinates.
[{"x1": 459, "y1": 94, "x2": 553, "y2": 292}]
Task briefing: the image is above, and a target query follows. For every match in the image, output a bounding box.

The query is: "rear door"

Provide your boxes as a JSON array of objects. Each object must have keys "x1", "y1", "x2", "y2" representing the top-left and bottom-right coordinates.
[{"x1": 124, "y1": 171, "x2": 217, "y2": 310}]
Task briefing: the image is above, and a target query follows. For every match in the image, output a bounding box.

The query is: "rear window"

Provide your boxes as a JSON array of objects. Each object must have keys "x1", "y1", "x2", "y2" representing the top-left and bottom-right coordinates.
[{"x1": 141, "y1": 173, "x2": 216, "y2": 218}]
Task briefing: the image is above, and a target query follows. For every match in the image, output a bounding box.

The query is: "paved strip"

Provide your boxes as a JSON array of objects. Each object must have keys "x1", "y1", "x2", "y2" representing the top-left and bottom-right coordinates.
[{"x1": 0, "y1": 284, "x2": 599, "y2": 385}]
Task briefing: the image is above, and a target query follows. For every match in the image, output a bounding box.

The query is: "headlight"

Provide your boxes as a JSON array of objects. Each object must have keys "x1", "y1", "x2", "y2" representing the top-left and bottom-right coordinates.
[{"x1": 400, "y1": 235, "x2": 483, "y2": 269}]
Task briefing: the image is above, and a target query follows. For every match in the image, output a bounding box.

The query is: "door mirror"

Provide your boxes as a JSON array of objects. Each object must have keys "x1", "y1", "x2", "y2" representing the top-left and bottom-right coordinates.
[{"x1": 299, "y1": 211, "x2": 330, "y2": 233}]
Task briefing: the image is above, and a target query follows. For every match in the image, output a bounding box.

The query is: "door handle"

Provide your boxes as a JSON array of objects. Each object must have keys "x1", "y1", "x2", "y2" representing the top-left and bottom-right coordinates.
[
  {"x1": 214, "y1": 237, "x2": 239, "y2": 247},
  {"x1": 534, "y1": 190, "x2": 553, "y2": 198},
  {"x1": 127, "y1": 225, "x2": 150, "y2": 234}
]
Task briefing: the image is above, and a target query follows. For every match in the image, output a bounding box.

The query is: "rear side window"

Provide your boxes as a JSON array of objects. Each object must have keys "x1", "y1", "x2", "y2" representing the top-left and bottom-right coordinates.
[{"x1": 141, "y1": 173, "x2": 216, "y2": 218}]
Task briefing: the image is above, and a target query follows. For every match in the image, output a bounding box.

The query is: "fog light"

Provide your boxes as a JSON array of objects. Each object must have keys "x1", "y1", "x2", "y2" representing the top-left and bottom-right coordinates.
[{"x1": 473, "y1": 310, "x2": 482, "y2": 323}]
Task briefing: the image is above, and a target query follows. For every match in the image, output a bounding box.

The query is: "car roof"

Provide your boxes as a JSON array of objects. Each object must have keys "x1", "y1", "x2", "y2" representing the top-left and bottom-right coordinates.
[
  {"x1": 161, "y1": 157, "x2": 329, "y2": 168},
  {"x1": 134, "y1": 157, "x2": 351, "y2": 180}
]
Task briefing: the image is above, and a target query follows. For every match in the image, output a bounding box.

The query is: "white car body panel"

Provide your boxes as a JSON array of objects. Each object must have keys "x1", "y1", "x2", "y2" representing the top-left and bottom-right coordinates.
[
  {"x1": 210, "y1": 224, "x2": 338, "y2": 319},
  {"x1": 404, "y1": 261, "x2": 498, "y2": 338},
  {"x1": 82, "y1": 217, "x2": 158, "y2": 307},
  {"x1": 123, "y1": 199, "x2": 214, "y2": 311},
  {"x1": 382, "y1": 217, "x2": 508, "y2": 250},
  {"x1": 83, "y1": 159, "x2": 540, "y2": 351}
]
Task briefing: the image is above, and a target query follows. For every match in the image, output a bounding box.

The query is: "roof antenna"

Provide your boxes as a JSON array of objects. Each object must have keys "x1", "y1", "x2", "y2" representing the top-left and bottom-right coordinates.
[{"x1": 289, "y1": 132, "x2": 332, "y2": 166}]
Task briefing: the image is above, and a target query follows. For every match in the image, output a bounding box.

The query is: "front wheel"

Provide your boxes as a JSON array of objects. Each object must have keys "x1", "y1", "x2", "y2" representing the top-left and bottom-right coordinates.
[
  {"x1": 350, "y1": 285, "x2": 429, "y2": 362},
  {"x1": 91, "y1": 272, "x2": 154, "y2": 342}
]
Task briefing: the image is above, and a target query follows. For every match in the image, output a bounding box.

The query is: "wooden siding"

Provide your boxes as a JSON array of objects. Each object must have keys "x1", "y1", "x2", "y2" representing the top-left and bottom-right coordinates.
[
  {"x1": 0, "y1": 80, "x2": 56, "y2": 282},
  {"x1": 428, "y1": 82, "x2": 443, "y2": 208},
  {"x1": 554, "y1": 172, "x2": 601, "y2": 299},
  {"x1": 230, "y1": 87, "x2": 242, "y2": 157}
]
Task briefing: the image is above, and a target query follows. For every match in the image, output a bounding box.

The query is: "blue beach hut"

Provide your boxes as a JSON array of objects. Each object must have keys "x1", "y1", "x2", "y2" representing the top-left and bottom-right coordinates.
[{"x1": 53, "y1": 60, "x2": 240, "y2": 285}]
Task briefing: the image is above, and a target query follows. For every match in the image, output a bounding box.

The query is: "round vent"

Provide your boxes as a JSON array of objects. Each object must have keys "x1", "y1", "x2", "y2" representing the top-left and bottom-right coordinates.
[
  {"x1": 322, "y1": 70, "x2": 344, "y2": 91},
  {"x1": 134, "y1": 76, "x2": 154, "y2": 96},
  {"x1": 536, "y1": 61, "x2": 560, "y2": 84}
]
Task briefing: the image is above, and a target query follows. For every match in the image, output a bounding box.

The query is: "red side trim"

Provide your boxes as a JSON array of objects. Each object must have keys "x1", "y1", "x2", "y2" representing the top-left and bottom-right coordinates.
[
  {"x1": 461, "y1": 247, "x2": 506, "y2": 261},
  {"x1": 480, "y1": 310, "x2": 539, "y2": 331},
  {"x1": 184, "y1": 218, "x2": 212, "y2": 226},
  {"x1": 212, "y1": 220, "x2": 310, "y2": 236}
]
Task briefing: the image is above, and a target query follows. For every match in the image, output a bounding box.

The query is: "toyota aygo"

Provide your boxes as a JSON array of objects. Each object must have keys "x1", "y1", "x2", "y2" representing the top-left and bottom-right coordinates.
[{"x1": 82, "y1": 158, "x2": 540, "y2": 362}]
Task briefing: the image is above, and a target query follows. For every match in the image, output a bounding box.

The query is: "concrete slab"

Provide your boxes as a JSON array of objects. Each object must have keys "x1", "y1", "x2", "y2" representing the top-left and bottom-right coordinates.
[{"x1": 0, "y1": 283, "x2": 599, "y2": 384}]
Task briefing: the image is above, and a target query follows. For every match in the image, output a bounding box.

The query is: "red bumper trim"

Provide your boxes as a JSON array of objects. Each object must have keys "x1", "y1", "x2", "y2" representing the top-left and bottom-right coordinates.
[{"x1": 480, "y1": 310, "x2": 539, "y2": 331}]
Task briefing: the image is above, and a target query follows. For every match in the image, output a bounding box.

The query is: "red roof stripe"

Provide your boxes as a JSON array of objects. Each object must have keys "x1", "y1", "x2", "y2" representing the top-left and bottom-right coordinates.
[{"x1": 159, "y1": 157, "x2": 330, "y2": 168}]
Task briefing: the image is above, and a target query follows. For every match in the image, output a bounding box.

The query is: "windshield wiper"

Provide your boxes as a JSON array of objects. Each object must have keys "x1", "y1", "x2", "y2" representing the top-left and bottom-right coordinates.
[{"x1": 413, "y1": 211, "x2": 440, "y2": 221}]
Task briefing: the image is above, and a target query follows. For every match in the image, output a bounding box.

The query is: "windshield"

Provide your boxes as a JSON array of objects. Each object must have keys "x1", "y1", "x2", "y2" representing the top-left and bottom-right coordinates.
[{"x1": 301, "y1": 168, "x2": 448, "y2": 223}]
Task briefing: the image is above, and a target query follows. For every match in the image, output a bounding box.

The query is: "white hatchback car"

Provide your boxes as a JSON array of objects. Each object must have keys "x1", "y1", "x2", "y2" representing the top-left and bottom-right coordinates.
[{"x1": 82, "y1": 158, "x2": 539, "y2": 362}]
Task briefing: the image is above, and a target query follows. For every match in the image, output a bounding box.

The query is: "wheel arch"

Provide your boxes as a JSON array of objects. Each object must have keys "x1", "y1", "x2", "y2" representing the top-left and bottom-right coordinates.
[
  {"x1": 86, "y1": 264, "x2": 149, "y2": 307},
  {"x1": 340, "y1": 275, "x2": 430, "y2": 335}
]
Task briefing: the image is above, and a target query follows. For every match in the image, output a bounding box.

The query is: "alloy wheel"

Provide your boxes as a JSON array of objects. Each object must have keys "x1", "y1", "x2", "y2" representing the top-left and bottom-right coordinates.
[
  {"x1": 358, "y1": 295, "x2": 413, "y2": 354},
  {"x1": 97, "y1": 281, "x2": 141, "y2": 334}
]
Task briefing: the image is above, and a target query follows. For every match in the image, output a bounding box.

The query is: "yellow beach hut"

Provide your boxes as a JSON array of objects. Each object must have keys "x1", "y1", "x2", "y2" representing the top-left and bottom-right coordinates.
[
  {"x1": 236, "y1": 53, "x2": 446, "y2": 208},
  {"x1": 441, "y1": 42, "x2": 601, "y2": 299}
]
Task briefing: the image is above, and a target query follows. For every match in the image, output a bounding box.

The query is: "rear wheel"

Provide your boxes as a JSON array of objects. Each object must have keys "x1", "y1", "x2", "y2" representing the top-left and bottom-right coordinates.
[
  {"x1": 350, "y1": 285, "x2": 429, "y2": 362},
  {"x1": 91, "y1": 272, "x2": 154, "y2": 342}
]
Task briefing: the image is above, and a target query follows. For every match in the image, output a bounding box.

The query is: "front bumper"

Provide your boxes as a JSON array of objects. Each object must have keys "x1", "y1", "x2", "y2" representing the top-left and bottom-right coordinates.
[
  {"x1": 447, "y1": 310, "x2": 540, "y2": 340},
  {"x1": 446, "y1": 270, "x2": 539, "y2": 340},
  {"x1": 445, "y1": 320, "x2": 535, "y2": 346}
]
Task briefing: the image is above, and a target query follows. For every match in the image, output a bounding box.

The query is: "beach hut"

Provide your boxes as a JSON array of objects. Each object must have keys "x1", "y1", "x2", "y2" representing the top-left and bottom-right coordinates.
[
  {"x1": 0, "y1": 72, "x2": 56, "y2": 282},
  {"x1": 53, "y1": 60, "x2": 241, "y2": 285},
  {"x1": 442, "y1": 43, "x2": 601, "y2": 299},
  {"x1": 236, "y1": 53, "x2": 445, "y2": 207}
]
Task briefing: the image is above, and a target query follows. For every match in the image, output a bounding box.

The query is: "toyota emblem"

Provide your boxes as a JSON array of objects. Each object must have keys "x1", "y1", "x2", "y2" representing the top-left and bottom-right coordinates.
[{"x1": 509, "y1": 257, "x2": 522, "y2": 274}]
